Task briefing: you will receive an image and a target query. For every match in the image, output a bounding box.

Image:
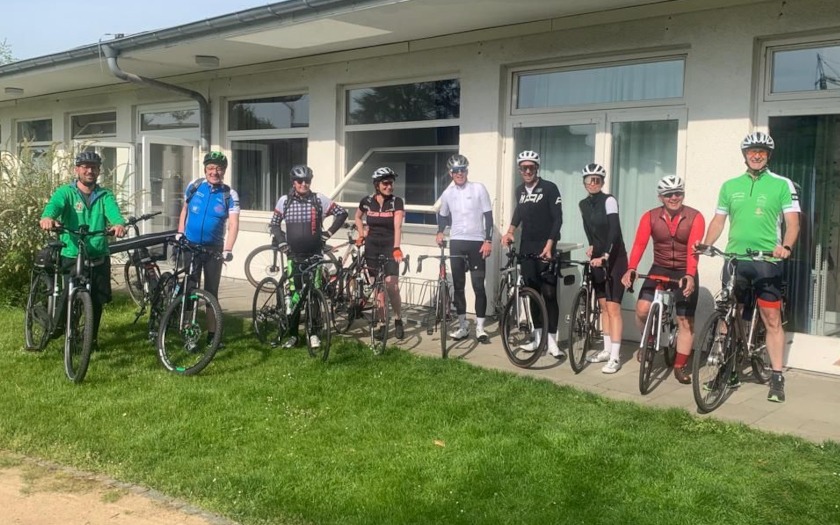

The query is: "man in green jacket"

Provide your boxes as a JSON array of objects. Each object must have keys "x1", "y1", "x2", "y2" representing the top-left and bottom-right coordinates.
[{"x1": 39, "y1": 151, "x2": 126, "y2": 346}]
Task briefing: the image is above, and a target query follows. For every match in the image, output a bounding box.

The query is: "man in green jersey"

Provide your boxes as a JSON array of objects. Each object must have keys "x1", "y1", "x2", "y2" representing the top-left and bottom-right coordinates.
[
  {"x1": 701, "y1": 132, "x2": 800, "y2": 403},
  {"x1": 40, "y1": 151, "x2": 127, "y2": 347}
]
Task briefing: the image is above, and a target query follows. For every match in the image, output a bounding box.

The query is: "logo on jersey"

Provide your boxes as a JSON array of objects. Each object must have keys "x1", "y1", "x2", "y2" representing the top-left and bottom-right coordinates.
[
  {"x1": 520, "y1": 193, "x2": 543, "y2": 204},
  {"x1": 555, "y1": 197, "x2": 562, "y2": 205},
  {"x1": 75, "y1": 202, "x2": 84, "y2": 213}
]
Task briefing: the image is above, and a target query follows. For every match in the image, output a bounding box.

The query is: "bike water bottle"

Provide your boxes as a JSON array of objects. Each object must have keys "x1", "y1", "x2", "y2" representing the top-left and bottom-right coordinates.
[{"x1": 285, "y1": 294, "x2": 294, "y2": 314}]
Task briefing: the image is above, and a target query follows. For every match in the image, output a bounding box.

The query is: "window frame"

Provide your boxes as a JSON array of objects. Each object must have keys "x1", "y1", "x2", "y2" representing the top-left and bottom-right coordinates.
[
  {"x1": 137, "y1": 102, "x2": 201, "y2": 137},
  {"x1": 762, "y1": 35, "x2": 840, "y2": 103},
  {"x1": 69, "y1": 110, "x2": 118, "y2": 140},
  {"x1": 226, "y1": 92, "x2": 311, "y2": 135}
]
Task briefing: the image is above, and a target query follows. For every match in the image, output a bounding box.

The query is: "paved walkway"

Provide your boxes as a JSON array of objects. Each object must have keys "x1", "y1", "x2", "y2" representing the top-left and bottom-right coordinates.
[{"x1": 219, "y1": 276, "x2": 839, "y2": 444}]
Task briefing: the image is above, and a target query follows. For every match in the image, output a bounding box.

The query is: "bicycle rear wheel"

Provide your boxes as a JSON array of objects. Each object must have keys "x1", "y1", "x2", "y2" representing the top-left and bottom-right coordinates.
[
  {"x1": 663, "y1": 312, "x2": 678, "y2": 368},
  {"x1": 306, "y1": 288, "x2": 331, "y2": 361},
  {"x1": 692, "y1": 313, "x2": 736, "y2": 413},
  {"x1": 370, "y1": 283, "x2": 390, "y2": 355},
  {"x1": 439, "y1": 283, "x2": 451, "y2": 358},
  {"x1": 252, "y1": 277, "x2": 286, "y2": 345},
  {"x1": 64, "y1": 289, "x2": 94, "y2": 383},
  {"x1": 638, "y1": 303, "x2": 660, "y2": 395},
  {"x1": 147, "y1": 271, "x2": 175, "y2": 344},
  {"x1": 567, "y1": 287, "x2": 591, "y2": 373},
  {"x1": 245, "y1": 244, "x2": 284, "y2": 288},
  {"x1": 124, "y1": 258, "x2": 145, "y2": 306},
  {"x1": 158, "y1": 289, "x2": 222, "y2": 375},
  {"x1": 750, "y1": 317, "x2": 772, "y2": 384},
  {"x1": 501, "y1": 286, "x2": 547, "y2": 368},
  {"x1": 331, "y1": 272, "x2": 359, "y2": 333},
  {"x1": 25, "y1": 272, "x2": 53, "y2": 351}
]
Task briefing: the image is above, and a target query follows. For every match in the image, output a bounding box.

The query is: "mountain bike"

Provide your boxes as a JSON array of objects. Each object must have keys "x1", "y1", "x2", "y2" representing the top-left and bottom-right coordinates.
[
  {"x1": 692, "y1": 245, "x2": 778, "y2": 413},
  {"x1": 499, "y1": 247, "x2": 548, "y2": 368},
  {"x1": 24, "y1": 225, "x2": 111, "y2": 383},
  {"x1": 416, "y1": 241, "x2": 468, "y2": 358},
  {"x1": 565, "y1": 260, "x2": 602, "y2": 374},
  {"x1": 627, "y1": 272, "x2": 681, "y2": 394},
  {"x1": 121, "y1": 211, "x2": 164, "y2": 307},
  {"x1": 154, "y1": 238, "x2": 225, "y2": 375},
  {"x1": 252, "y1": 254, "x2": 333, "y2": 361}
]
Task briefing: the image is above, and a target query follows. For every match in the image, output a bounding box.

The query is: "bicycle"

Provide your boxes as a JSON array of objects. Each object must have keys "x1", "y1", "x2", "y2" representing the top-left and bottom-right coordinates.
[
  {"x1": 245, "y1": 233, "x2": 341, "y2": 289},
  {"x1": 24, "y1": 225, "x2": 112, "y2": 383},
  {"x1": 498, "y1": 247, "x2": 548, "y2": 368},
  {"x1": 416, "y1": 241, "x2": 468, "y2": 358},
  {"x1": 564, "y1": 260, "x2": 602, "y2": 374},
  {"x1": 122, "y1": 211, "x2": 164, "y2": 308},
  {"x1": 252, "y1": 253, "x2": 332, "y2": 361},
  {"x1": 692, "y1": 245, "x2": 778, "y2": 413},
  {"x1": 154, "y1": 238, "x2": 225, "y2": 375},
  {"x1": 626, "y1": 272, "x2": 681, "y2": 394}
]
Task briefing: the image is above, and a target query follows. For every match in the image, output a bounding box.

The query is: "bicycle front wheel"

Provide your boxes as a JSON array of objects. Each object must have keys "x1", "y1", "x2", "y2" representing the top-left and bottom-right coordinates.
[
  {"x1": 124, "y1": 259, "x2": 145, "y2": 306},
  {"x1": 306, "y1": 288, "x2": 331, "y2": 361},
  {"x1": 638, "y1": 303, "x2": 660, "y2": 395},
  {"x1": 500, "y1": 286, "x2": 547, "y2": 368},
  {"x1": 252, "y1": 277, "x2": 285, "y2": 345},
  {"x1": 750, "y1": 317, "x2": 772, "y2": 384},
  {"x1": 64, "y1": 290, "x2": 94, "y2": 383},
  {"x1": 692, "y1": 313, "x2": 736, "y2": 413},
  {"x1": 370, "y1": 283, "x2": 390, "y2": 355},
  {"x1": 567, "y1": 287, "x2": 591, "y2": 373},
  {"x1": 439, "y1": 283, "x2": 451, "y2": 358},
  {"x1": 245, "y1": 244, "x2": 284, "y2": 288},
  {"x1": 158, "y1": 289, "x2": 222, "y2": 375},
  {"x1": 25, "y1": 272, "x2": 52, "y2": 351}
]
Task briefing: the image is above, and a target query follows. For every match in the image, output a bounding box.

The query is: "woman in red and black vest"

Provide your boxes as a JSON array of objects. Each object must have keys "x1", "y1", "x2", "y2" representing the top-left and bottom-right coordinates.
[{"x1": 621, "y1": 175, "x2": 705, "y2": 384}]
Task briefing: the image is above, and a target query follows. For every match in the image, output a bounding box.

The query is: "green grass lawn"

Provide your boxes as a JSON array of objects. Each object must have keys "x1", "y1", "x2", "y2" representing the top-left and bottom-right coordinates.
[{"x1": 1, "y1": 295, "x2": 839, "y2": 525}]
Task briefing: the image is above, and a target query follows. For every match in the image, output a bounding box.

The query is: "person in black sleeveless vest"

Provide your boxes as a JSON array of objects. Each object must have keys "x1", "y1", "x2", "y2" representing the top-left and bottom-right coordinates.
[
  {"x1": 578, "y1": 163, "x2": 628, "y2": 374},
  {"x1": 501, "y1": 150, "x2": 564, "y2": 359}
]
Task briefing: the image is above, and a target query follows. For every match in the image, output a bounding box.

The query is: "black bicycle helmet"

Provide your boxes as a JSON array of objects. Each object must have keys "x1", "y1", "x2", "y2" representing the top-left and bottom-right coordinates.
[
  {"x1": 74, "y1": 151, "x2": 102, "y2": 166},
  {"x1": 290, "y1": 165, "x2": 314, "y2": 181},
  {"x1": 203, "y1": 151, "x2": 228, "y2": 168}
]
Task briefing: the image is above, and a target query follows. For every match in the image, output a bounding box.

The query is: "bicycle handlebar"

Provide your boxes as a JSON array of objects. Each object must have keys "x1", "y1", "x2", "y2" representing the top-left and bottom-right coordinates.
[
  {"x1": 627, "y1": 271, "x2": 686, "y2": 294},
  {"x1": 695, "y1": 244, "x2": 779, "y2": 262},
  {"x1": 125, "y1": 211, "x2": 162, "y2": 227},
  {"x1": 416, "y1": 253, "x2": 468, "y2": 273}
]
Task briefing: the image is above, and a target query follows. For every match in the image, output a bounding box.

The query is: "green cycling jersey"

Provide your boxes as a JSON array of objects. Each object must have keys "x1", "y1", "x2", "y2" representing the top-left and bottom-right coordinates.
[
  {"x1": 41, "y1": 182, "x2": 125, "y2": 259},
  {"x1": 715, "y1": 170, "x2": 800, "y2": 256}
]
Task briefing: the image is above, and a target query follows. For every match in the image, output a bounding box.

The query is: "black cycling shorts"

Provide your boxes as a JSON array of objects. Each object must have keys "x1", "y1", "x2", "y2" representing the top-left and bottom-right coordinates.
[
  {"x1": 592, "y1": 252, "x2": 627, "y2": 304},
  {"x1": 723, "y1": 259, "x2": 784, "y2": 307}
]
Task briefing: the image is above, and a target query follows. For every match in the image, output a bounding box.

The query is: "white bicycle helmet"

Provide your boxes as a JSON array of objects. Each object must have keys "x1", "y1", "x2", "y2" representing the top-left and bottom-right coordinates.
[
  {"x1": 582, "y1": 163, "x2": 607, "y2": 178},
  {"x1": 372, "y1": 167, "x2": 398, "y2": 183},
  {"x1": 657, "y1": 175, "x2": 685, "y2": 195},
  {"x1": 517, "y1": 150, "x2": 541, "y2": 166},
  {"x1": 740, "y1": 132, "x2": 775, "y2": 152},
  {"x1": 447, "y1": 154, "x2": 469, "y2": 170}
]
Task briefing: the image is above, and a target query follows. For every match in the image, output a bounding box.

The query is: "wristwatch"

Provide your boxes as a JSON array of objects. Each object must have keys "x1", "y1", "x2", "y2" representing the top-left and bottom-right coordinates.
[{"x1": 783, "y1": 245, "x2": 792, "y2": 253}]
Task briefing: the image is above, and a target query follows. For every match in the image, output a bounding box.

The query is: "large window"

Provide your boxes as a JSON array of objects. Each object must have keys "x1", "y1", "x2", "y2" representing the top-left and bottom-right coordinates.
[
  {"x1": 72, "y1": 112, "x2": 117, "y2": 139},
  {"x1": 17, "y1": 118, "x2": 53, "y2": 157},
  {"x1": 140, "y1": 109, "x2": 199, "y2": 131},
  {"x1": 339, "y1": 79, "x2": 460, "y2": 223},
  {"x1": 228, "y1": 94, "x2": 309, "y2": 212},
  {"x1": 771, "y1": 42, "x2": 840, "y2": 94},
  {"x1": 515, "y1": 59, "x2": 684, "y2": 111}
]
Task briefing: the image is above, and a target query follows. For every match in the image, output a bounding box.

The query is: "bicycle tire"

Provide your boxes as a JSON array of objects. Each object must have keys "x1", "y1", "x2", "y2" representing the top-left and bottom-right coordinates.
[
  {"x1": 252, "y1": 277, "x2": 284, "y2": 345},
  {"x1": 25, "y1": 272, "x2": 53, "y2": 351},
  {"x1": 440, "y1": 283, "x2": 450, "y2": 358},
  {"x1": 147, "y1": 271, "x2": 175, "y2": 344},
  {"x1": 663, "y1": 312, "x2": 678, "y2": 368},
  {"x1": 501, "y1": 286, "x2": 547, "y2": 368},
  {"x1": 331, "y1": 272, "x2": 358, "y2": 334},
  {"x1": 567, "y1": 287, "x2": 591, "y2": 374},
  {"x1": 750, "y1": 317, "x2": 772, "y2": 384},
  {"x1": 306, "y1": 288, "x2": 331, "y2": 361},
  {"x1": 692, "y1": 313, "x2": 736, "y2": 413},
  {"x1": 493, "y1": 278, "x2": 512, "y2": 319},
  {"x1": 124, "y1": 258, "x2": 145, "y2": 306},
  {"x1": 245, "y1": 244, "x2": 284, "y2": 288},
  {"x1": 371, "y1": 282, "x2": 390, "y2": 355},
  {"x1": 64, "y1": 289, "x2": 94, "y2": 383},
  {"x1": 157, "y1": 288, "x2": 222, "y2": 375},
  {"x1": 638, "y1": 302, "x2": 660, "y2": 395}
]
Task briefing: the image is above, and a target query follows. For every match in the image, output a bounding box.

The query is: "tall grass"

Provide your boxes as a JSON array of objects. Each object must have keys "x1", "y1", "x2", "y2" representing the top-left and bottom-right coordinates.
[{"x1": 1, "y1": 297, "x2": 838, "y2": 525}]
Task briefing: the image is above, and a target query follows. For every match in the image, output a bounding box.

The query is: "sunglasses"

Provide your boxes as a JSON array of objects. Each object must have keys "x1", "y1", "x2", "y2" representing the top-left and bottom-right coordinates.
[
  {"x1": 379, "y1": 180, "x2": 394, "y2": 187},
  {"x1": 519, "y1": 166, "x2": 538, "y2": 174},
  {"x1": 584, "y1": 176, "x2": 604, "y2": 185},
  {"x1": 450, "y1": 167, "x2": 468, "y2": 174},
  {"x1": 662, "y1": 192, "x2": 685, "y2": 198},
  {"x1": 294, "y1": 178, "x2": 312, "y2": 185}
]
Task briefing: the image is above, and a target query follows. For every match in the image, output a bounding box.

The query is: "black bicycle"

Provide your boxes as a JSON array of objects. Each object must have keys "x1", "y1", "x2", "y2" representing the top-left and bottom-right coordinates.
[
  {"x1": 565, "y1": 260, "x2": 602, "y2": 374},
  {"x1": 153, "y1": 238, "x2": 225, "y2": 375},
  {"x1": 122, "y1": 212, "x2": 165, "y2": 308},
  {"x1": 252, "y1": 254, "x2": 333, "y2": 361},
  {"x1": 499, "y1": 247, "x2": 548, "y2": 368},
  {"x1": 416, "y1": 241, "x2": 467, "y2": 358},
  {"x1": 25, "y1": 225, "x2": 111, "y2": 382},
  {"x1": 245, "y1": 234, "x2": 340, "y2": 289}
]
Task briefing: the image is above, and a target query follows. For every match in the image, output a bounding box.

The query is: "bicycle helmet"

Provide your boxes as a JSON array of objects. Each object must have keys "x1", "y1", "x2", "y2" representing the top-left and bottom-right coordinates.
[
  {"x1": 203, "y1": 151, "x2": 228, "y2": 168},
  {"x1": 447, "y1": 154, "x2": 469, "y2": 171},
  {"x1": 740, "y1": 132, "x2": 775, "y2": 153},
  {"x1": 582, "y1": 163, "x2": 607, "y2": 178},
  {"x1": 657, "y1": 175, "x2": 684, "y2": 195},
  {"x1": 516, "y1": 150, "x2": 541, "y2": 166},
  {"x1": 290, "y1": 165, "x2": 314, "y2": 181},
  {"x1": 372, "y1": 167, "x2": 398, "y2": 183},
  {"x1": 74, "y1": 151, "x2": 102, "y2": 166}
]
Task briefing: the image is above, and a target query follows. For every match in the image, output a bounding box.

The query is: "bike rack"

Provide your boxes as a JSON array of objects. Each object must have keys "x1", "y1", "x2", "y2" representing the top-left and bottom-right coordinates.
[{"x1": 398, "y1": 276, "x2": 451, "y2": 328}]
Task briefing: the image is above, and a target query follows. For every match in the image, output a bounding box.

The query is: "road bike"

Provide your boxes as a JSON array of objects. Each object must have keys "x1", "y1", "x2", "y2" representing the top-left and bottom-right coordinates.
[
  {"x1": 692, "y1": 245, "x2": 778, "y2": 413},
  {"x1": 627, "y1": 272, "x2": 681, "y2": 394},
  {"x1": 25, "y1": 226, "x2": 112, "y2": 383},
  {"x1": 154, "y1": 238, "x2": 225, "y2": 375},
  {"x1": 565, "y1": 260, "x2": 602, "y2": 374},
  {"x1": 498, "y1": 247, "x2": 548, "y2": 368},
  {"x1": 245, "y1": 233, "x2": 341, "y2": 289},
  {"x1": 252, "y1": 254, "x2": 333, "y2": 361},
  {"x1": 416, "y1": 241, "x2": 468, "y2": 358}
]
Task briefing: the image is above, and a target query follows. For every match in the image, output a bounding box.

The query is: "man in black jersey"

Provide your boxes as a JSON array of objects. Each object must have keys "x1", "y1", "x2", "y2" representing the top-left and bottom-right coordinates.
[{"x1": 501, "y1": 150, "x2": 564, "y2": 358}]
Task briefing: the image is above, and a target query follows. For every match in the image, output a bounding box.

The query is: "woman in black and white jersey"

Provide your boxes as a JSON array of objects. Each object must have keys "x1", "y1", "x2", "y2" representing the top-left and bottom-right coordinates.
[{"x1": 355, "y1": 167, "x2": 406, "y2": 339}]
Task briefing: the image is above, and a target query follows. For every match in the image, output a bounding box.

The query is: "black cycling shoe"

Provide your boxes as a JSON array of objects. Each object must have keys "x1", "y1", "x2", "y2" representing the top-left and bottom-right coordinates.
[{"x1": 395, "y1": 319, "x2": 405, "y2": 339}]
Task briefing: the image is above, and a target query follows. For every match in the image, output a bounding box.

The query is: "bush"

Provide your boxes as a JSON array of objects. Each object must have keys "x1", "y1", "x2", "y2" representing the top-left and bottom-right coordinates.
[{"x1": 0, "y1": 143, "x2": 74, "y2": 307}]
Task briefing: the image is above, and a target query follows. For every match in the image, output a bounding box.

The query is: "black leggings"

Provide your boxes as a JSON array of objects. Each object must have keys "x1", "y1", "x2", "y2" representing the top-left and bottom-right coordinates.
[
  {"x1": 449, "y1": 240, "x2": 487, "y2": 317},
  {"x1": 519, "y1": 244, "x2": 558, "y2": 333}
]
